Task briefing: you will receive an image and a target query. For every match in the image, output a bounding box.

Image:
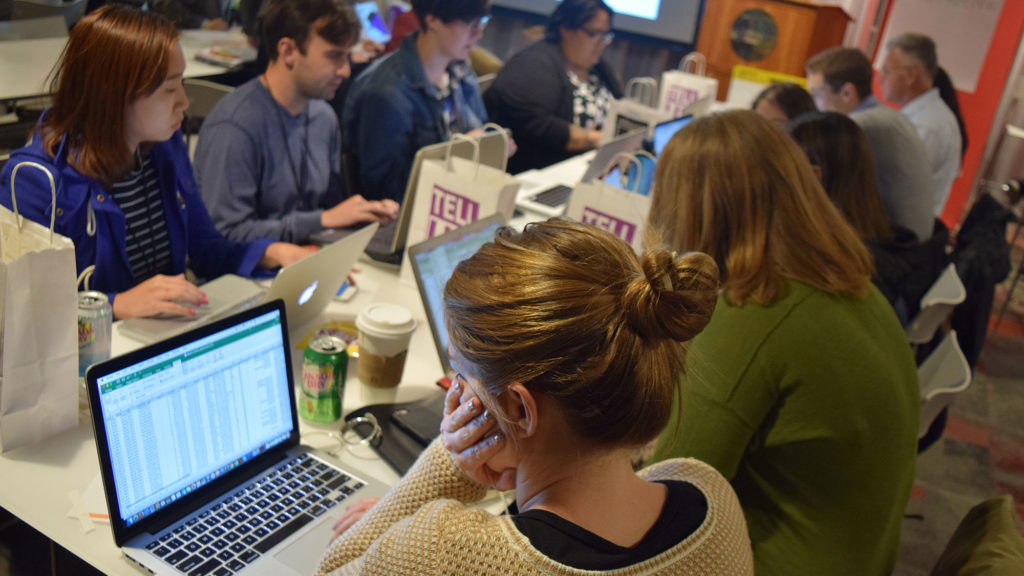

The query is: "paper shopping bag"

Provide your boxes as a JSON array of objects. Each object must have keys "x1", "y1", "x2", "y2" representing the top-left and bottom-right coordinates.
[
  {"x1": 659, "y1": 53, "x2": 718, "y2": 119},
  {"x1": 400, "y1": 138, "x2": 519, "y2": 284},
  {"x1": 600, "y1": 78, "x2": 674, "y2": 143},
  {"x1": 565, "y1": 153, "x2": 653, "y2": 253},
  {"x1": 0, "y1": 162, "x2": 78, "y2": 452}
]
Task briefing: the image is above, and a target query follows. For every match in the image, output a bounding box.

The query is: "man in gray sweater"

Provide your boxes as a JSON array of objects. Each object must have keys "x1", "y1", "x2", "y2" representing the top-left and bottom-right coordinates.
[
  {"x1": 805, "y1": 47, "x2": 934, "y2": 242},
  {"x1": 195, "y1": 0, "x2": 397, "y2": 244}
]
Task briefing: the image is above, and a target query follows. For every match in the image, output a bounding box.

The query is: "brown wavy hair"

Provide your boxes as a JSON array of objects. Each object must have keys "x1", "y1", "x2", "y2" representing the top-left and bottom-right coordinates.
[
  {"x1": 444, "y1": 218, "x2": 719, "y2": 450},
  {"x1": 41, "y1": 5, "x2": 179, "y2": 184},
  {"x1": 649, "y1": 110, "x2": 873, "y2": 306}
]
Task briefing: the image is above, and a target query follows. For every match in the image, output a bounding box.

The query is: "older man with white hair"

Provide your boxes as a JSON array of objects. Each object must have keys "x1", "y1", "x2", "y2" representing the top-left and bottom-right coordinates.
[{"x1": 879, "y1": 33, "x2": 962, "y2": 216}]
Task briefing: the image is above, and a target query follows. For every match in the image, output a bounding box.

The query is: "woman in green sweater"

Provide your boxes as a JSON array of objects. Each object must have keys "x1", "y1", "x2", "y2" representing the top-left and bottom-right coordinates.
[{"x1": 647, "y1": 110, "x2": 919, "y2": 576}]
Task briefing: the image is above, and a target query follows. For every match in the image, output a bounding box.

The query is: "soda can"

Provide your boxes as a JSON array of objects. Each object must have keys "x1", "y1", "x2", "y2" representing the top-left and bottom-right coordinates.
[
  {"x1": 78, "y1": 291, "x2": 112, "y2": 378},
  {"x1": 300, "y1": 335, "x2": 348, "y2": 423}
]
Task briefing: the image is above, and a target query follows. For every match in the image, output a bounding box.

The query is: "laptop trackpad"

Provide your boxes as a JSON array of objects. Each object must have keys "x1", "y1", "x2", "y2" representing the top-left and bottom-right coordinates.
[{"x1": 273, "y1": 513, "x2": 342, "y2": 574}]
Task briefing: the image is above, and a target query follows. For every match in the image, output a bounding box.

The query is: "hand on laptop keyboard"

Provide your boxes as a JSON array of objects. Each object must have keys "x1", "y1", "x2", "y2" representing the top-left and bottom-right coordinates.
[{"x1": 112, "y1": 274, "x2": 208, "y2": 320}]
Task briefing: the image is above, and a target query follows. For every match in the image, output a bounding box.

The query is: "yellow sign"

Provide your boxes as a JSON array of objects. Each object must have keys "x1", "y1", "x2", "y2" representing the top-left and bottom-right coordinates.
[{"x1": 731, "y1": 65, "x2": 807, "y2": 88}]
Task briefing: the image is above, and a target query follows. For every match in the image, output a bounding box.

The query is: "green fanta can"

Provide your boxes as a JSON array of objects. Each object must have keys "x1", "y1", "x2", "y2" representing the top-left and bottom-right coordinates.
[{"x1": 300, "y1": 335, "x2": 348, "y2": 423}]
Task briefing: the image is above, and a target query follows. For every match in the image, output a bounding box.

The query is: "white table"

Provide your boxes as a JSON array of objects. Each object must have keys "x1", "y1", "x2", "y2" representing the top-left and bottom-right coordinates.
[
  {"x1": 0, "y1": 27, "x2": 252, "y2": 102},
  {"x1": 0, "y1": 257, "x2": 441, "y2": 575}
]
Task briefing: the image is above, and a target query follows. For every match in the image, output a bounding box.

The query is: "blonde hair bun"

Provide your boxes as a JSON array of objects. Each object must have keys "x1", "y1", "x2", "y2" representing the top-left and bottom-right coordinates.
[{"x1": 622, "y1": 248, "x2": 719, "y2": 342}]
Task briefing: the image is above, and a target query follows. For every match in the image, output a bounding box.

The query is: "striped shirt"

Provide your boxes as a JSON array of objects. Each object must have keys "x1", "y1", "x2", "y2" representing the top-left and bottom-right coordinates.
[{"x1": 108, "y1": 154, "x2": 173, "y2": 283}]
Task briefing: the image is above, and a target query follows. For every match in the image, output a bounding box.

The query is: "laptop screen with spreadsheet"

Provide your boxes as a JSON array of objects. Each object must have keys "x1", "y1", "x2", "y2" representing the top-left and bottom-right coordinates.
[{"x1": 92, "y1": 305, "x2": 295, "y2": 529}]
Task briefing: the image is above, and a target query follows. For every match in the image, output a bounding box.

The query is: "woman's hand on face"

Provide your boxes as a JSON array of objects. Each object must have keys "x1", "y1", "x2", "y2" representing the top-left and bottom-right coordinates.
[
  {"x1": 330, "y1": 498, "x2": 379, "y2": 542},
  {"x1": 441, "y1": 378, "x2": 516, "y2": 491},
  {"x1": 111, "y1": 274, "x2": 207, "y2": 319}
]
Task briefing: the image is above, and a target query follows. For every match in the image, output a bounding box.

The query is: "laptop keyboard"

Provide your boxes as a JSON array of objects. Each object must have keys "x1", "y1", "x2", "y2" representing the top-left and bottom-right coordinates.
[
  {"x1": 143, "y1": 453, "x2": 366, "y2": 576},
  {"x1": 531, "y1": 184, "x2": 573, "y2": 207}
]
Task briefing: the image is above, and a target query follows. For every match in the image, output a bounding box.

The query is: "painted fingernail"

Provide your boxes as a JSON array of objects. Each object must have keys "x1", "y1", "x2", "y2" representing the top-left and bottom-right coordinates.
[
  {"x1": 188, "y1": 309, "x2": 196, "y2": 316},
  {"x1": 489, "y1": 432, "x2": 503, "y2": 444}
]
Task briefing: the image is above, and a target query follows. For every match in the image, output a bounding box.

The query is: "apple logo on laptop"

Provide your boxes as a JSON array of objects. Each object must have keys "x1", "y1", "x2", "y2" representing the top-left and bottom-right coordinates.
[{"x1": 298, "y1": 280, "x2": 318, "y2": 307}]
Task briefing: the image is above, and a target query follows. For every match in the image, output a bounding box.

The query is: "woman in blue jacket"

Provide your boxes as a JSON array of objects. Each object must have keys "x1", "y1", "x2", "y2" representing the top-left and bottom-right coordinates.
[{"x1": 0, "y1": 5, "x2": 309, "y2": 320}]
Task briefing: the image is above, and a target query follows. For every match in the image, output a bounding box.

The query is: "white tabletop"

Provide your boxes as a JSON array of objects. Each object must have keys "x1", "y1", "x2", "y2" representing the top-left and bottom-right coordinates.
[
  {"x1": 0, "y1": 27, "x2": 252, "y2": 102},
  {"x1": 0, "y1": 257, "x2": 439, "y2": 575},
  {"x1": 0, "y1": 152, "x2": 571, "y2": 575}
]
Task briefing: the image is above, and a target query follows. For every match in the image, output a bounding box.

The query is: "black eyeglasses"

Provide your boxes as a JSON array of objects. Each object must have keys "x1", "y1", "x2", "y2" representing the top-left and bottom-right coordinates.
[{"x1": 579, "y1": 27, "x2": 614, "y2": 44}]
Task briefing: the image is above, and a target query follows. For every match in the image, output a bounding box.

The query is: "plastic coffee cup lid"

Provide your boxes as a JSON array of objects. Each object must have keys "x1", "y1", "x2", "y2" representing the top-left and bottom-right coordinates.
[{"x1": 356, "y1": 303, "x2": 416, "y2": 337}]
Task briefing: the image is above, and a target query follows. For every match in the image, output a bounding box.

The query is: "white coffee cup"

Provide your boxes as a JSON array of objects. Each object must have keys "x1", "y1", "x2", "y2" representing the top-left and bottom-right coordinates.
[{"x1": 356, "y1": 303, "x2": 416, "y2": 388}]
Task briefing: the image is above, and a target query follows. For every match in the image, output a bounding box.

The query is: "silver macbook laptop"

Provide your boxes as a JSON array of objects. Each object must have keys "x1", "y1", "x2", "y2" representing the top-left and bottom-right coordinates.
[
  {"x1": 515, "y1": 129, "x2": 645, "y2": 218},
  {"x1": 86, "y1": 300, "x2": 389, "y2": 576},
  {"x1": 120, "y1": 223, "x2": 379, "y2": 343},
  {"x1": 311, "y1": 129, "x2": 510, "y2": 263}
]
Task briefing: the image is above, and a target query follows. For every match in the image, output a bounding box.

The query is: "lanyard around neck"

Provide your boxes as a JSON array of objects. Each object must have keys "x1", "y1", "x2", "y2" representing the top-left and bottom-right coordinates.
[{"x1": 274, "y1": 105, "x2": 310, "y2": 202}]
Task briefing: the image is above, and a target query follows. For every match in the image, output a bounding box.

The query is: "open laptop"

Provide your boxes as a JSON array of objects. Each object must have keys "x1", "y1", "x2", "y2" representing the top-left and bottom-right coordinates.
[
  {"x1": 647, "y1": 115, "x2": 693, "y2": 157},
  {"x1": 352, "y1": 0, "x2": 398, "y2": 44},
  {"x1": 408, "y1": 213, "x2": 507, "y2": 377},
  {"x1": 601, "y1": 115, "x2": 694, "y2": 195},
  {"x1": 86, "y1": 300, "x2": 389, "y2": 576},
  {"x1": 120, "y1": 222, "x2": 379, "y2": 344},
  {"x1": 515, "y1": 128, "x2": 645, "y2": 218},
  {"x1": 311, "y1": 130, "x2": 510, "y2": 263}
]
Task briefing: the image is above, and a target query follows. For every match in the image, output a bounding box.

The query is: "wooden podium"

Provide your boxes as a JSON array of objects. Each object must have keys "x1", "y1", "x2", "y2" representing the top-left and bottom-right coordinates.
[{"x1": 695, "y1": 0, "x2": 851, "y2": 101}]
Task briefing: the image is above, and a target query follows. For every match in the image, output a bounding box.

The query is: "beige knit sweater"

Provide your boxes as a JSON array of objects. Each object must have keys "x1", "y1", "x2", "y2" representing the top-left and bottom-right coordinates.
[{"x1": 316, "y1": 439, "x2": 753, "y2": 575}]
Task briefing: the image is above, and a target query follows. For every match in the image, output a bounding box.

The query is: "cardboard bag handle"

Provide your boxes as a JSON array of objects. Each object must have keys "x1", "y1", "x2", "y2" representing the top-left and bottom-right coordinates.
[
  {"x1": 678, "y1": 52, "x2": 707, "y2": 76},
  {"x1": 481, "y1": 122, "x2": 510, "y2": 173},
  {"x1": 604, "y1": 152, "x2": 644, "y2": 193},
  {"x1": 9, "y1": 161, "x2": 57, "y2": 245},
  {"x1": 445, "y1": 133, "x2": 481, "y2": 178},
  {"x1": 626, "y1": 78, "x2": 659, "y2": 107}
]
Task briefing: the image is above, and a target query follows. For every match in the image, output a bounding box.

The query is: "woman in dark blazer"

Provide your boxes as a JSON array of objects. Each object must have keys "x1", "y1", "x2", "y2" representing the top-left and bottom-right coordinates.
[{"x1": 484, "y1": 0, "x2": 623, "y2": 173}]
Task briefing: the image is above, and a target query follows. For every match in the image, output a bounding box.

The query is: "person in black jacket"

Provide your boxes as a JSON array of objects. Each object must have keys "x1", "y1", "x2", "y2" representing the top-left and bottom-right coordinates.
[{"x1": 484, "y1": 0, "x2": 623, "y2": 173}]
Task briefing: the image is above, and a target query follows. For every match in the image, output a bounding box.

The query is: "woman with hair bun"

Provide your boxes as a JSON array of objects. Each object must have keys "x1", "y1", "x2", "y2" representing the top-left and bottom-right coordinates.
[
  {"x1": 318, "y1": 218, "x2": 754, "y2": 575},
  {"x1": 647, "y1": 110, "x2": 918, "y2": 576}
]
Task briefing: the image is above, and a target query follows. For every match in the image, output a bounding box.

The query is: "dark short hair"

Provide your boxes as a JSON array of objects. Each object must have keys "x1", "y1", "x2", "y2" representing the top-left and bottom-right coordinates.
[
  {"x1": 888, "y1": 33, "x2": 938, "y2": 79},
  {"x1": 411, "y1": 0, "x2": 491, "y2": 31},
  {"x1": 805, "y1": 46, "x2": 873, "y2": 101},
  {"x1": 261, "y1": 0, "x2": 359, "y2": 62},
  {"x1": 751, "y1": 82, "x2": 816, "y2": 121},
  {"x1": 545, "y1": 0, "x2": 613, "y2": 42}
]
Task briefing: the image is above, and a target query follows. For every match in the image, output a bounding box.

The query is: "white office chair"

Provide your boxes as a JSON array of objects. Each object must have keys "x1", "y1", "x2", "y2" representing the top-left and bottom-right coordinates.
[
  {"x1": 917, "y1": 330, "x2": 972, "y2": 440},
  {"x1": 182, "y1": 78, "x2": 233, "y2": 160},
  {"x1": 12, "y1": 0, "x2": 86, "y2": 29},
  {"x1": 906, "y1": 263, "x2": 967, "y2": 345}
]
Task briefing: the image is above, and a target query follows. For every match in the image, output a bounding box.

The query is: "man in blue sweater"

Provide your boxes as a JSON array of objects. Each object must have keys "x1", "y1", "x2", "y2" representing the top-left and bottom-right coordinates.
[{"x1": 195, "y1": 0, "x2": 398, "y2": 244}]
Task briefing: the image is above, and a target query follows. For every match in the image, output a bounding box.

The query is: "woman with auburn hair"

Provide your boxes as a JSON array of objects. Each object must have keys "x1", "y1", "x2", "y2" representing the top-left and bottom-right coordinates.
[
  {"x1": 319, "y1": 219, "x2": 754, "y2": 575},
  {"x1": 647, "y1": 110, "x2": 918, "y2": 576},
  {"x1": 786, "y1": 111, "x2": 921, "y2": 314},
  {"x1": 0, "y1": 5, "x2": 309, "y2": 320}
]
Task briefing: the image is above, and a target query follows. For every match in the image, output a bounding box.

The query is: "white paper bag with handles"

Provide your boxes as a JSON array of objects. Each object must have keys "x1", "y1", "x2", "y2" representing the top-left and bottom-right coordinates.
[
  {"x1": 601, "y1": 77, "x2": 674, "y2": 143},
  {"x1": 565, "y1": 153, "x2": 652, "y2": 253},
  {"x1": 659, "y1": 52, "x2": 718, "y2": 119},
  {"x1": 400, "y1": 133, "x2": 519, "y2": 284},
  {"x1": 0, "y1": 162, "x2": 78, "y2": 452}
]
